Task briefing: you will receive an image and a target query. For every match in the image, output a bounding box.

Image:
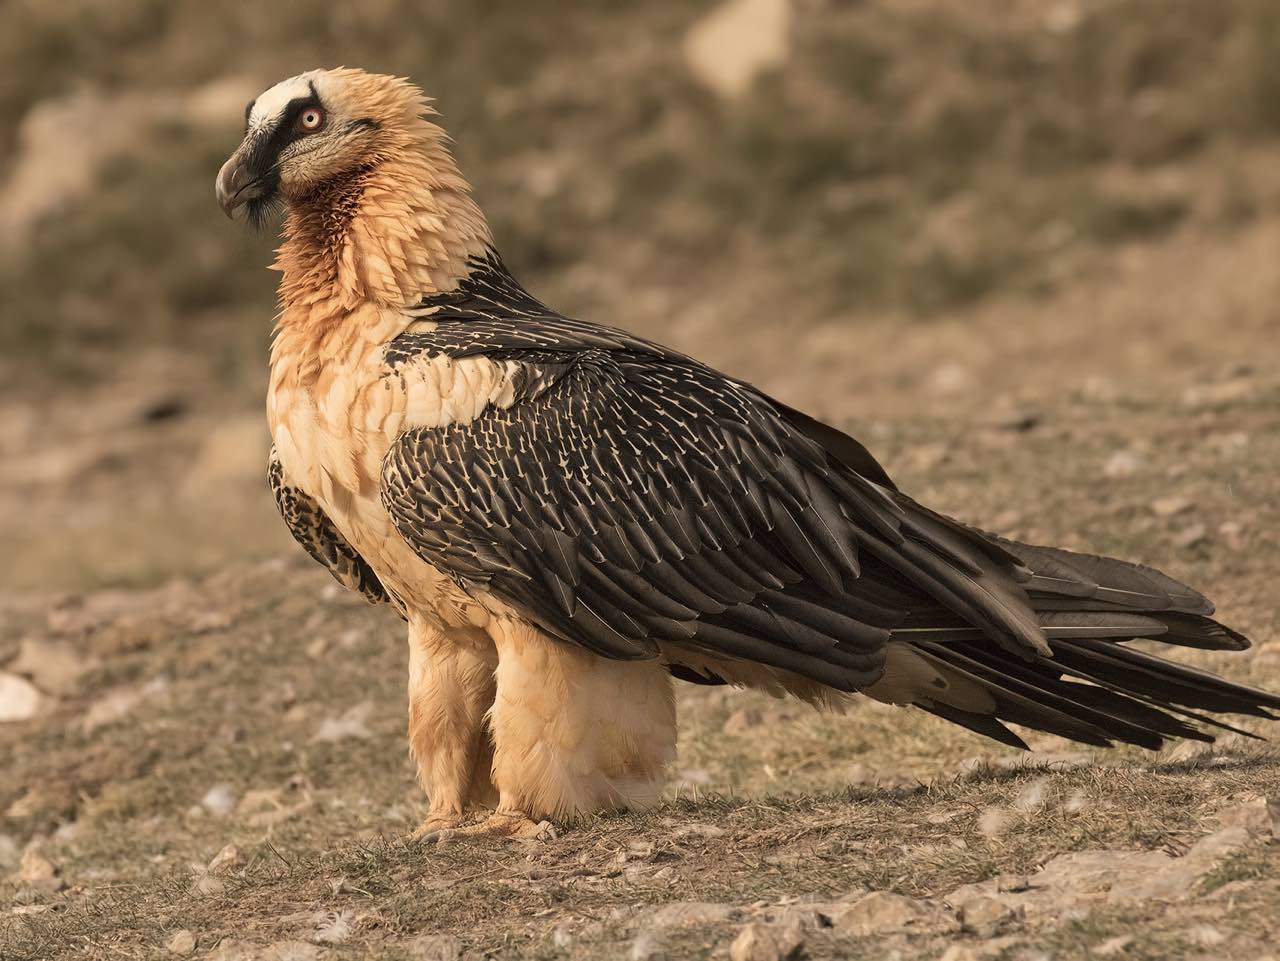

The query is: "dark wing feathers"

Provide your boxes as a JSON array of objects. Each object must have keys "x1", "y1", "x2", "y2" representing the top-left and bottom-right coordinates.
[
  {"x1": 771, "y1": 401, "x2": 899, "y2": 491},
  {"x1": 383, "y1": 348, "x2": 893, "y2": 684},
  {"x1": 269, "y1": 446, "x2": 392, "y2": 609},
  {"x1": 998, "y1": 538, "x2": 1215, "y2": 614},
  {"x1": 376, "y1": 253, "x2": 1277, "y2": 750}
]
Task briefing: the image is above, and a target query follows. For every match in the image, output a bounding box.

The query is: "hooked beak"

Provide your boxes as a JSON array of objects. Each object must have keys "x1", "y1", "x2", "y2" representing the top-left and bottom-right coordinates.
[{"x1": 215, "y1": 145, "x2": 271, "y2": 219}]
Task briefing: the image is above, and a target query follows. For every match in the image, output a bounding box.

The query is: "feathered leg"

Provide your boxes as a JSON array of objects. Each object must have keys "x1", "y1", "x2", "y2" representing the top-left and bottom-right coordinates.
[
  {"x1": 464, "y1": 616, "x2": 675, "y2": 835},
  {"x1": 405, "y1": 619, "x2": 497, "y2": 837}
]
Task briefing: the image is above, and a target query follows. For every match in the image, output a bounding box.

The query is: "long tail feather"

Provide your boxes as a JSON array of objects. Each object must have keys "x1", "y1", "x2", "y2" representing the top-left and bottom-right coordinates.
[{"x1": 886, "y1": 535, "x2": 1277, "y2": 750}]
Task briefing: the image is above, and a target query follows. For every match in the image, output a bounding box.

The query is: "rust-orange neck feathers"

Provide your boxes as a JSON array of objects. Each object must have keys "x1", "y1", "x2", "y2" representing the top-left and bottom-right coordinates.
[{"x1": 271, "y1": 74, "x2": 492, "y2": 350}]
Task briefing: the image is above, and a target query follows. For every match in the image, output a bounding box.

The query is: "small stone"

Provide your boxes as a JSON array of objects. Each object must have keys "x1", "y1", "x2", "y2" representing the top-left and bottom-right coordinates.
[
  {"x1": 722, "y1": 707, "x2": 764, "y2": 735},
  {"x1": 831, "y1": 891, "x2": 957, "y2": 936},
  {"x1": 18, "y1": 854, "x2": 54, "y2": 885},
  {"x1": 167, "y1": 930, "x2": 197, "y2": 955},
  {"x1": 18, "y1": 849, "x2": 57, "y2": 884},
  {"x1": 958, "y1": 897, "x2": 1022, "y2": 937},
  {"x1": 207, "y1": 844, "x2": 243, "y2": 875},
  {"x1": 1218, "y1": 521, "x2": 1247, "y2": 550},
  {"x1": 312, "y1": 701, "x2": 373, "y2": 741},
  {"x1": 729, "y1": 922, "x2": 802, "y2": 961},
  {"x1": 0, "y1": 673, "x2": 43, "y2": 722},
  {"x1": 201, "y1": 784, "x2": 237, "y2": 816},
  {"x1": 1151, "y1": 495, "x2": 1194, "y2": 517},
  {"x1": 1188, "y1": 925, "x2": 1225, "y2": 947},
  {"x1": 1094, "y1": 935, "x2": 1133, "y2": 956},
  {"x1": 9, "y1": 638, "x2": 88, "y2": 695},
  {"x1": 83, "y1": 683, "x2": 156, "y2": 732},
  {"x1": 1103, "y1": 450, "x2": 1142, "y2": 478}
]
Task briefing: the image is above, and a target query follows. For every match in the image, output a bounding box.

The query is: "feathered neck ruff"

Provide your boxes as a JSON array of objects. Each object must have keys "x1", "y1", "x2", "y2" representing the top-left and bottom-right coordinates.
[{"x1": 271, "y1": 79, "x2": 492, "y2": 342}]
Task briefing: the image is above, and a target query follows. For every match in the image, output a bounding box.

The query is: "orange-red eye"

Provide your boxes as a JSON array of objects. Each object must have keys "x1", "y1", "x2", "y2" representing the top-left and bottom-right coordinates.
[{"x1": 297, "y1": 107, "x2": 325, "y2": 133}]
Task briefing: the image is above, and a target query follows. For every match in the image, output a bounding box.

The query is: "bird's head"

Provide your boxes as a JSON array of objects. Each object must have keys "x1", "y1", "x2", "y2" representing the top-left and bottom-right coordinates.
[{"x1": 215, "y1": 67, "x2": 430, "y2": 227}]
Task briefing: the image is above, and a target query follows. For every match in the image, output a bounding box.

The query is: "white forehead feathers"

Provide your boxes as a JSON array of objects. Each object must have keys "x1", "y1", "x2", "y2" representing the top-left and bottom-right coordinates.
[{"x1": 248, "y1": 71, "x2": 325, "y2": 131}]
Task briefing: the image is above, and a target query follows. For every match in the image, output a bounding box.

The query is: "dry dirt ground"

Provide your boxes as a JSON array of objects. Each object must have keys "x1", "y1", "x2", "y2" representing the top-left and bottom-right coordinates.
[
  {"x1": 2, "y1": 217, "x2": 1279, "y2": 960},
  {"x1": 4, "y1": 1, "x2": 1280, "y2": 959}
]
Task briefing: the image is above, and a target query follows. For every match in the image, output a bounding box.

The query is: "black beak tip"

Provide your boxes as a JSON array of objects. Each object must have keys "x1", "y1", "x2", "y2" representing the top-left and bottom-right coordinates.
[
  {"x1": 216, "y1": 156, "x2": 259, "y2": 221},
  {"x1": 216, "y1": 173, "x2": 242, "y2": 220}
]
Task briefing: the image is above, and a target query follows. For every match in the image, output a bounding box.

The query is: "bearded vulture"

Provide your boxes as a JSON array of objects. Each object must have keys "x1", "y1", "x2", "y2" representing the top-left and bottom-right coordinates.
[{"x1": 216, "y1": 68, "x2": 1278, "y2": 839}]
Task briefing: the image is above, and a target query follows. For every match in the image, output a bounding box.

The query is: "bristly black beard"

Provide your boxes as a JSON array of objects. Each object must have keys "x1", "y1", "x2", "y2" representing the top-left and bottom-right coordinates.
[{"x1": 246, "y1": 192, "x2": 283, "y2": 232}]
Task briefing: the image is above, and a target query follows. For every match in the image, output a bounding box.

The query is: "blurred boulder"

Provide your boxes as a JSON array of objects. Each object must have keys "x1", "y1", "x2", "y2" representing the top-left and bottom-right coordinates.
[
  {"x1": 9, "y1": 638, "x2": 91, "y2": 696},
  {"x1": 0, "y1": 673, "x2": 43, "y2": 722},
  {"x1": 684, "y1": 0, "x2": 792, "y2": 99}
]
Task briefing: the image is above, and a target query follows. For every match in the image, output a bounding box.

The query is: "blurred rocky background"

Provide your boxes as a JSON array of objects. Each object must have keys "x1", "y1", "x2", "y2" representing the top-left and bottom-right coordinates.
[{"x1": 2, "y1": 0, "x2": 1279, "y2": 592}]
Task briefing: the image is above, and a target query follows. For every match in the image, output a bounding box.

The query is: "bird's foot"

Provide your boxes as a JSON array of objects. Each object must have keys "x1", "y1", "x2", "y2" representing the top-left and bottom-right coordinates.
[
  {"x1": 457, "y1": 810, "x2": 557, "y2": 841},
  {"x1": 408, "y1": 813, "x2": 469, "y2": 843},
  {"x1": 417, "y1": 810, "x2": 556, "y2": 844}
]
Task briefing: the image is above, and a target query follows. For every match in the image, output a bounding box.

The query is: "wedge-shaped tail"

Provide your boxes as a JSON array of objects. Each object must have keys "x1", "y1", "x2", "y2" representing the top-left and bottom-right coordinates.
[{"x1": 882, "y1": 539, "x2": 1276, "y2": 750}]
